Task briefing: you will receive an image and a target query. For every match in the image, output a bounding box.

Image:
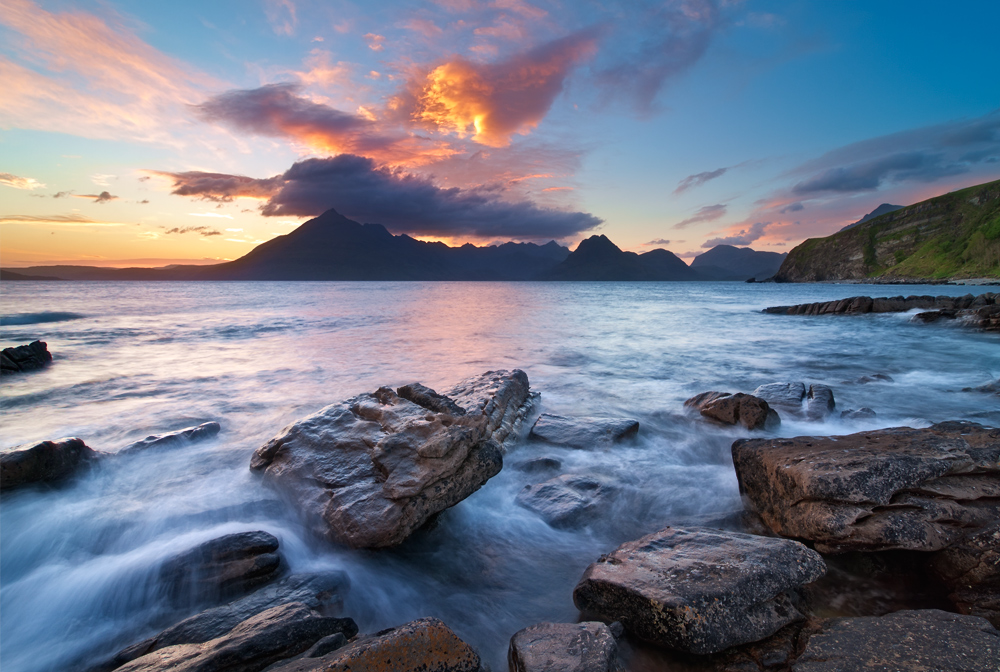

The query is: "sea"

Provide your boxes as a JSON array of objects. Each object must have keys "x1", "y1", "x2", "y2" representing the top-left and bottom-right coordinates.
[{"x1": 1, "y1": 281, "x2": 998, "y2": 672}]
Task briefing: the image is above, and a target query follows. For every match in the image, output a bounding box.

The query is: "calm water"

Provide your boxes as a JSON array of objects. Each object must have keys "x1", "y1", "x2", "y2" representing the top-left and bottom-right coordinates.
[{"x1": 1, "y1": 281, "x2": 998, "y2": 671}]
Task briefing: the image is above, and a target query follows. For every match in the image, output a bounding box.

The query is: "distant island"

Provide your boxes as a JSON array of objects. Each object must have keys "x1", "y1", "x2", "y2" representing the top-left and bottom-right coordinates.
[{"x1": 1, "y1": 209, "x2": 785, "y2": 282}]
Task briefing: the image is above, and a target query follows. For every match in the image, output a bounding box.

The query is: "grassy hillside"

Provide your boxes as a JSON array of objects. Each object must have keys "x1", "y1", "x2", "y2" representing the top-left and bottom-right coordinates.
[{"x1": 775, "y1": 179, "x2": 1000, "y2": 282}]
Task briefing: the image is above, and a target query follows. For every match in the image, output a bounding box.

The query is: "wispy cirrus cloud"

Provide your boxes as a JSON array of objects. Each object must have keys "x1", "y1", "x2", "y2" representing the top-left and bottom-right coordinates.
[
  {"x1": 0, "y1": 214, "x2": 126, "y2": 226},
  {"x1": 0, "y1": 172, "x2": 45, "y2": 190},
  {"x1": 673, "y1": 203, "x2": 726, "y2": 229},
  {"x1": 265, "y1": 0, "x2": 297, "y2": 37},
  {"x1": 72, "y1": 191, "x2": 118, "y2": 203},
  {"x1": 674, "y1": 167, "x2": 727, "y2": 194},
  {"x1": 164, "y1": 225, "x2": 222, "y2": 236}
]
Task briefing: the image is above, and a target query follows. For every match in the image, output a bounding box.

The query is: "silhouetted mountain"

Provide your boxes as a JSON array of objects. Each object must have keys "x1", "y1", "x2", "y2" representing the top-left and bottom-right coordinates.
[
  {"x1": 540, "y1": 235, "x2": 698, "y2": 280},
  {"x1": 0, "y1": 269, "x2": 65, "y2": 281},
  {"x1": 839, "y1": 203, "x2": 904, "y2": 232},
  {"x1": 689, "y1": 245, "x2": 787, "y2": 281}
]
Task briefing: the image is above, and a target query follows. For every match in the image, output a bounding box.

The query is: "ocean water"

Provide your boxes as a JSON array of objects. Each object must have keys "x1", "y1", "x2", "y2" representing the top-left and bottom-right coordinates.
[{"x1": 1, "y1": 281, "x2": 997, "y2": 672}]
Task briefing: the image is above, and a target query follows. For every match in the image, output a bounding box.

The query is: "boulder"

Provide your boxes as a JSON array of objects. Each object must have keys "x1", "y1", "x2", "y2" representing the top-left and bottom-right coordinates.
[
  {"x1": 750, "y1": 383, "x2": 805, "y2": 413},
  {"x1": 529, "y1": 414, "x2": 639, "y2": 449},
  {"x1": 515, "y1": 475, "x2": 616, "y2": 529},
  {"x1": 792, "y1": 610, "x2": 999, "y2": 672},
  {"x1": 109, "y1": 573, "x2": 350, "y2": 669},
  {"x1": 930, "y1": 521, "x2": 1000, "y2": 627},
  {"x1": 963, "y1": 378, "x2": 1000, "y2": 395},
  {"x1": 572, "y1": 527, "x2": 826, "y2": 654},
  {"x1": 763, "y1": 294, "x2": 1000, "y2": 332},
  {"x1": 1, "y1": 437, "x2": 100, "y2": 491},
  {"x1": 0, "y1": 340, "x2": 52, "y2": 374},
  {"x1": 266, "y1": 617, "x2": 482, "y2": 672},
  {"x1": 732, "y1": 421, "x2": 1000, "y2": 553},
  {"x1": 840, "y1": 407, "x2": 876, "y2": 420},
  {"x1": 116, "y1": 602, "x2": 353, "y2": 672},
  {"x1": 120, "y1": 422, "x2": 221, "y2": 455},
  {"x1": 512, "y1": 457, "x2": 562, "y2": 474},
  {"x1": 250, "y1": 370, "x2": 530, "y2": 548},
  {"x1": 804, "y1": 384, "x2": 835, "y2": 421},
  {"x1": 159, "y1": 531, "x2": 281, "y2": 605},
  {"x1": 685, "y1": 392, "x2": 780, "y2": 431},
  {"x1": 508, "y1": 621, "x2": 622, "y2": 672}
]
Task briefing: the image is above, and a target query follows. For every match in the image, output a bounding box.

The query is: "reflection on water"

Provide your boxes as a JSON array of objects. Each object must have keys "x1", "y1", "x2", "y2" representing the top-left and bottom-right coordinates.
[{"x1": 1, "y1": 281, "x2": 998, "y2": 671}]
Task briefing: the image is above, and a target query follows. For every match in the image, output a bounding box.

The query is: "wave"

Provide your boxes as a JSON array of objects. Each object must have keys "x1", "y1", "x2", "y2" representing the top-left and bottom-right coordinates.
[{"x1": 0, "y1": 311, "x2": 85, "y2": 326}]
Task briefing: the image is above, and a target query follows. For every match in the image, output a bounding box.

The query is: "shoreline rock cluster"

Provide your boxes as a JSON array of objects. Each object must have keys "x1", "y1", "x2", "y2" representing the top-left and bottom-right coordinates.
[{"x1": 1, "y1": 340, "x2": 52, "y2": 374}]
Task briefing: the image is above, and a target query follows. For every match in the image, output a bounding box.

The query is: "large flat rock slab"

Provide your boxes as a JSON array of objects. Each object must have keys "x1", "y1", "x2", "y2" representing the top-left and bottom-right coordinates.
[
  {"x1": 508, "y1": 621, "x2": 622, "y2": 672},
  {"x1": 250, "y1": 370, "x2": 529, "y2": 548},
  {"x1": 529, "y1": 414, "x2": 638, "y2": 449},
  {"x1": 572, "y1": 527, "x2": 825, "y2": 654},
  {"x1": 732, "y1": 421, "x2": 1000, "y2": 553},
  {"x1": 515, "y1": 474, "x2": 617, "y2": 529}
]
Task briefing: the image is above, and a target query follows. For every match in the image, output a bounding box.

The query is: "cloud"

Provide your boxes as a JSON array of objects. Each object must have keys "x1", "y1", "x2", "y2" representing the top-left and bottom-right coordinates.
[
  {"x1": 188, "y1": 212, "x2": 233, "y2": 219},
  {"x1": 73, "y1": 191, "x2": 118, "y2": 203},
  {"x1": 674, "y1": 167, "x2": 727, "y2": 194},
  {"x1": 149, "y1": 170, "x2": 285, "y2": 202},
  {"x1": 0, "y1": 172, "x2": 45, "y2": 190},
  {"x1": 643, "y1": 238, "x2": 671, "y2": 245},
  {"x1": 673, "y1": 203, "x2": 726, "y2": 229},
  {"x1": 364, "y1": 33, "x2": 386, "y2": 51},
  {"x1": 0, "y1": 214, "x2": 125, "y2": 226},
  {"x1": 702, "y1": 221, "x2": 769, "y2": 248},
  {"x1": 265, "y1": 0, "x2": 297, "y2": 36},
  {"x1": 164, "y1": 225, "x2": 222, "y2": 236},
  {"x1": 780, "y1": 201, "x2": 804, "y2": 213},
  {"x1": 91, "y1": 174, "x2": 116, "y2": 186},
  {"x1": 52, "y1": 191, "x2": 71, "y2": 198}
]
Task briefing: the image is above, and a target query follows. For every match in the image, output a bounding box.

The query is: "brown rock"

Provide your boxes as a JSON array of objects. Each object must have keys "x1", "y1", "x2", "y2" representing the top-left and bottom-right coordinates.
[
  {"x1": 686, "y1": 392, "x2": 780, "y2": 431},
  {"x1": 158, "y1": 531, "x2": 281, "y2": 605},
  {"x1": 930, "y1": 521, "x2": 1000, "y2": 627},
  {"x1": 1, "y1": 437, "x2": 100, "y2": 491},
  {"x1": 508, "y1": 621, "x2": 622, "y2": 672}
]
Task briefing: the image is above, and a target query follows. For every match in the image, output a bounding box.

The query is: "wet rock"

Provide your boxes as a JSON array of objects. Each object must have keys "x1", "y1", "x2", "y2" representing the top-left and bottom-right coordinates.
[
  {"x1": 0, "y1": 340, "x2": 52, "y2": 374},
  {"x1": 840, "y1": 407, "x2": 876, "y2": 420},
  {"x1": 685, "y1": 392, "x2": 780, "y2": 431},
  {"x1": 913, "y1": 308, "x2": 958, "y2": 323},
  {"x1": 508, "y1": 621, "x2": 623, "y2": 672},
  {"x1": 750, "y1": 383, "x2": 805, "y2": 413},
  {"x1": 930, "y1": 521, "x2": 1000, "y2": 627},
  {"x1": 267, "y1": 617, "x2": 482, "y2": 672},
  {"x1": 396, "y1": 382, "x2": 466, "y2": 416},
  {"x1": 117, "y1": 602, "x2": 352, "y2": 672},
  {"x1": 515, "y1": 474, "x2": 617, "y2": 529},
  {"x1": 120, "y1": 422, "x2": 221, "y2": 455},
  {"x1": 572, "y1": 526, "x2": 825, "y2": 655},
  {"x1": 804, "y1": 385, "x2": 835, "y2": 420},
  {"x1": 793, "y1": 610, "x2": 999, "y2": 672},
  {"x1": 301, "y1": 632, "x2": 348, "y2": 658},
  {"x1": 159, "y1": 531, "x2": 281, "y2": 605},
  {"x1": 512, "y1": 457, "x2": 562, "y2": 474},
  {"x1": 0, "y1": 437, "x2": 100, "y2": 491},
  {"x1": 110, "y1": 573, "x2": 350, "y2": 669},
  {"x1": 250, "y1": 370, "x2": 529, "y2": 548},
  {"x1": 963, "y1": 378, "x2": 1000, "y2": 395},
  {"x1": 732, "y1": 421, "x2": 1000, "y2": 553},
  {"x1": 852, "y1": 373, "x2": 894, "y2": 384},
  {"x1": 529, "y1": 414, "x2": 639, "y2": 449}
]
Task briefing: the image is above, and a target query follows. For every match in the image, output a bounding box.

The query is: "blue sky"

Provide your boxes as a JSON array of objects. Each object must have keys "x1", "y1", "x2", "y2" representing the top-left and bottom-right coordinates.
[{"x1": 1, "y1": 0, "x2": 998, "y2": 266}]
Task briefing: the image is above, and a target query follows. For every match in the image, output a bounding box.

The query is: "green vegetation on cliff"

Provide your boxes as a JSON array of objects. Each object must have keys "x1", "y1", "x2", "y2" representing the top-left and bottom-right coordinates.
[{"x1": 775, "y1": 179, "x2": 1000, "y2": 282}]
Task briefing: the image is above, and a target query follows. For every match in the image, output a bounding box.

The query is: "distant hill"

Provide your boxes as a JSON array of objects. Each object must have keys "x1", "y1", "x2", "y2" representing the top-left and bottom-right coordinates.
[
  {"x1": 0, "y1": 269, "x2": 64, "y2": 281},
  {"x1": 775, "y1": 179, "x2": 1000, "y2": 282},
  {"x1": 839, "y1": 203, "x2": 904, "y2": 232},
  {"x1": 689, "y1": 245, "x2": 787, "y2": 281},
  {"x1": 539, "y1": 235, "x2": 697, "y2": 280}
]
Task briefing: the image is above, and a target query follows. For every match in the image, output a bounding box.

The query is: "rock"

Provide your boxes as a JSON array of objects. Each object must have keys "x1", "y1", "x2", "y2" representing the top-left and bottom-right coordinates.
[
  {"x1": 529, "y1": 414, "x2": 638, "y2": 449},
  {"x1": 685, "y1": 392, "x2": 780, "y2": 431},
  {"x1": 750, "y1": 383, "x2": 805, "y2": 413},
  {"x1": 804, "y1": 385, "x2": 835, "y2": 420},
  {"x1": 508, "y1": 621, "x2": 622, "y2": 672},
  {"x1": 913, "y1": 308, "x2": 958, "y2": 323},
  {"x1": 266, "y1": 617, "x2": 482, "y2": 672},
  {"x1": 301, "y1": 633, "x2": 348, "y2": 658},
  {"x1": 159, "y1": 531, "x2": 281, "y2": 605},
  {"x1": 853, "y1": 373, "x2": 894, "y2": 384},
  {"x1": 732, "y1": 421, "x2": 1000, "y2": 553},
  {"x1": 120, "y1": 422, "x2": 221, "y2": 455},
  {"x1": 763, "y1": 294, "x2": 1000, "y2": 332},
  {"x1": 0, "y1": 340, "x2": 52, "y2": 374},
  {"x1": 512, "y1": 457, "x2": 562, "y2": 474},
  {"x1": 396, "y1": 382, "x2": 467, "y2": 416},
  {"x1": 572, "y1": 526, "x2": 826, "y2": 655},
  {"x1": 117, "y1": 602, "x2": 353, "y2": 672},
  {"x1": 840, "y1": 407, "x2": 876, "y2": 420},
  {"x1": 963, "y1": 378, "x2": 1000, "y2": 395},
  {"x1": 515, "y1": 475, "x2": 617, "y2": 529},
  {"x1": 930, "y1": 521, "x2": 1000, "y2": 627},
  {"x1": 250, "y1": 370, "x2": 529, "y2": 548},
  {"x1": 109, "y1": 573, "x2": 350, "y2": 669},
  {"x1": 792, "y1": 610, "x2": 999, "y2": 672},
  {"x1": 0, "y1": 437, "x2": 100, "y2": 491}
]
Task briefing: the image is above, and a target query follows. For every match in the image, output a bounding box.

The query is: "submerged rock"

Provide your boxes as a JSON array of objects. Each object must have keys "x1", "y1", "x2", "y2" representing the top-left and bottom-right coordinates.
[
  {"x1": 159, "y1": 531, "x2": 281, "y2": 605},
  {"x1": 0, "y1": 437, "x2": 100, "y2": 490},
  {"x1": 840, "y1": 407, "x2": 876, "y2": 420},
  {"x1": 750, "y1": 383, "x2": 805, "y2": 413},
  {"x1": 515, "y1": 474, "x2": 617, "y2": 529},
  {"x1": 529, "y1": 414, "x2": 639, "y2": 449},
  {"x1": 120, "y1": 422, "x2": 221, "y2": 455},
  {"x1": 732, "y1": 421, "x2": 1000, "y2": 553},
  {"x1": 685, "y1": 392, "x2": 780, "y2": 431},
  {"x1": 572, "y1": 526, "x2": 825, "y2": 654},
  {"x1": 117, "y1": 602, "x2": 353, "y2": 672},
  {"x1": 793, "y1": 610, "x2": 999, "y2": 672},
  {"x1": 267, "y1": 617, "x2": 482, "y2": 672},
  {"x1": 508, "y1": 621, "x2": 622, "y2": 672},
  {"x1": 0, "y1": 340, "x2": 52, "y2": 374},
  {"x1": 963, "y1": 378, "x2": 1000, "y2": 395},
  {"x1": 250, "y1": 370, "x2": 530, "y2": 548},
  {"x1": 930, "y1": 521, "x2": 1000, "y2": 627},
  {"x1": 512, "y1": 457, "x2": 562, "y2": 474}
]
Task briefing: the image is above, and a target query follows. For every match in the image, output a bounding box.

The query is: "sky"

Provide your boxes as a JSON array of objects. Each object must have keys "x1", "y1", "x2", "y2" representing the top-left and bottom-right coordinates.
[{"x1": 1, "y1": 0, "x2": 999, "y2": 268}]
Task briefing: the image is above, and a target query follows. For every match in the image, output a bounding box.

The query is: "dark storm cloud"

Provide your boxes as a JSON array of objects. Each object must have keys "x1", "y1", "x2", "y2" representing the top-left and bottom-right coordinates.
[
  {"x1": 780, "y1": 201, "x2": 804, "y2": 213},
  {"x1": 672, "y1": 203, "x2": 726, "y2": 229},
  {"x1": 152, "y1": 171, "x2": 285, "y2": 202},
  {"x1": 674, "y1": 167, "x2": 727, "y2": 194}
]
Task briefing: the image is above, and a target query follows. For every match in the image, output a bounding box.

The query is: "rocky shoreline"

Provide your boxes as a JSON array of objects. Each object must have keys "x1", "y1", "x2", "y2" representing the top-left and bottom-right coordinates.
[{"x1": 3, "y1": 367, "x2": 999, "y2": 671}]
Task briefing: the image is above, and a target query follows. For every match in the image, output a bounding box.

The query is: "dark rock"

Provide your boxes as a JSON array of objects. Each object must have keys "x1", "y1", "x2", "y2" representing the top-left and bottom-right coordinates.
[
  {"x1": 572, "y1": 526, "x2": 825, "y2": 655},
  {"x1": 159, "y1": 531, "x2": 281, "y2": 605},
  {"x1": 913, "y1": 308, "x2": 958, "y2": 322},
  {"x1": 508, "y1": 621, "x2": 622, "y2": 672},
  {"x1": 732, "y1": 421, "x2": 1000, "y2": 553},
  {"x1": 793, "y1": 610, "x2": 999, "y2": 672},
  {"x1": 0, "y1": 340, "x2": 52, "y2": 374},
  {"x1": 116, "y1": 602, "x2": 352, "y2": 672},
  {"x1": 515, "y1": 475, "x2": 617, "y2": 529},
  {"x1": 396, "y1": 382, "x2": 466, "y2": 416},
  {"x1": 1, "y1": 437, "x2": 100, "y2": 490},
  {"x1": 266, "y1": 617, "x2": 482, "y2": 672},
  {"x1": 301, "y1": 632, "x2": 348, "y2": 658},
  {"x1": 750, "y1": 383, "x2": 805, "y2": 413},
  {"x1": 685, "y1": 392, "x2": 780, "y2": 431},
  {"x1": 120, "y1": 422, "x2": 221, "y2": 455},
  {"x1": 529, "y1": 414, "x2": 639, "y2": 449},
  {"x1": 930, "y1": 521, "x2": 1000, "y2": 627},
  {"x1": 853, "y1": 373, "x2": 894, "y2": 384},
  {"x1": 763, "y1": 294, "x2": 1000, "y2": 332},
  {"x1": 804, "y1": 385, "x2": 835, "y2": 420},
  {"x1": 250, "y1": 370, "x2": 529, "y2": 548},
  {"x1": 512, "y1": 457, "x2": 562, "y2": 474},
  {"x1": 963, "y1": 378, "x2": 1000, "y2": 395},
  {"x1": 110, "y1": 573, "x2": 350, "y2": 669},
  {"x1": 840, "y1": 407, "x2": 876, "y2": 420}
]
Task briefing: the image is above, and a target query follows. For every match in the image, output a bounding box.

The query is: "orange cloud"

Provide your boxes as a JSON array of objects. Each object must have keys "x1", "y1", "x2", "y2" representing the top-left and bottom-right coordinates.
[{"x1": 364, "y1": 33, "x2": 386, "y2": 51}]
